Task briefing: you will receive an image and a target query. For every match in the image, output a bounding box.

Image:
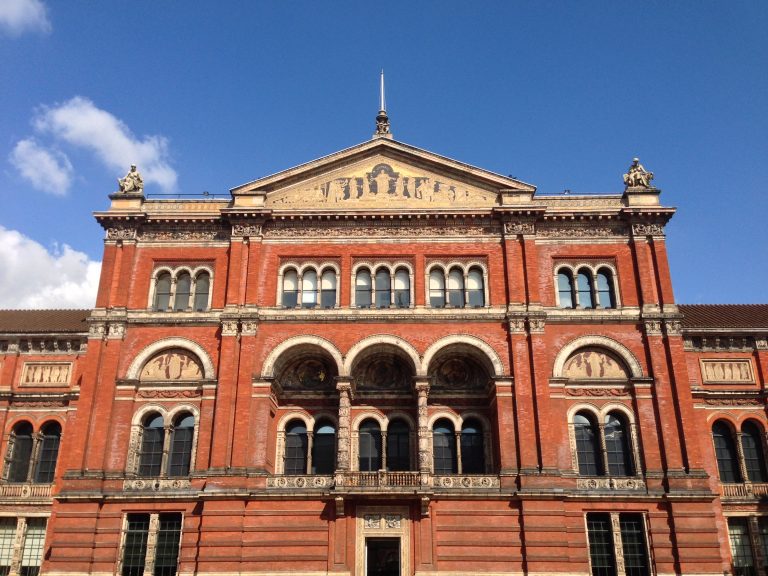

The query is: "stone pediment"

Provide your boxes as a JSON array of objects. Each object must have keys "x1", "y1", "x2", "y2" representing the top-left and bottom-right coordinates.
[{"x1": 231, "y1": 139, "x2": 535, "y2": 211}]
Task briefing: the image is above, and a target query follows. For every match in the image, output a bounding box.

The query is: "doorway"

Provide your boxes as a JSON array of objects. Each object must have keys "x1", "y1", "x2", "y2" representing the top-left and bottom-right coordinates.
[{"x1": 366, "y1": 537, "x2": 400, "y2": 576}]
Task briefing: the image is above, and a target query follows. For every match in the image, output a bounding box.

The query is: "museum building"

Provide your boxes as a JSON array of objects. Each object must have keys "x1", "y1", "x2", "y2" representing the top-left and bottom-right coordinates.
[{"x1": 0, "y1": 111, "x2": 767, "y2": 576}]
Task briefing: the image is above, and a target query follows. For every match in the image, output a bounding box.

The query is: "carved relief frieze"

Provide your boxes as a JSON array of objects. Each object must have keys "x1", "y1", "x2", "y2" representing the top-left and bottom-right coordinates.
[
  {"x1": 701, "y1": 397, "x2": 762, "y2": 407},
  {"x1": 231, "y1": 224, "x2": 263, "y2": 238},
  {"x1": 536, "y1": 224, "x2": 627, "y2": 238},
  {"x1": 266, "y1": 476, "x2": 333, "y2": 489},
  {"x1": 123, "y1": 478, "x2": 192, "y2": 491},
  {"x1": 264, "y1": 220, "x2": 501, "y2": 239},
  {"x1": 241, "y1": 321, "x2": 258, "y2": 336},
  {"x1": 576, "y1": 477, "x2": 646, "y2": 490},
  {"x1": 139, "y1": 349, "x2": 203, "y2": 381},
  {"x1": 433, "y1": 475, "x2": 500, "y2": 489},
  {"x1": 755, "y1": 338, "x2": 768, "y2": 350},
  {"x1": 565, "y1": 387, "x2": 631, "y2": 398},
  {"x1": 503, "y1": 222, "x2": 535, "y2": 235},
  {"x1": 686, "y1": 335, "x2": 757, "y2": 352},
  {"x1": 139, "y1": 227, "x2": 227, "y2": 242},
  {"x1": 700, "y1": 360, "x2": 755, "y2": 384},
  {"x1": 105, "y1": 226, "x2": 137, "y2": 241},
  {"x1": 20, "y1": 363, "x2": 71, "y2": 386},
  {"x1": 563, "y1": 348, "x2": 629, "y2": 379},
  {"x1": 136, "y1": 389, "x2": 202, "y2": 399},
  {"x1": 631, "y1": 223, "x2": 665, "y2": 237}
]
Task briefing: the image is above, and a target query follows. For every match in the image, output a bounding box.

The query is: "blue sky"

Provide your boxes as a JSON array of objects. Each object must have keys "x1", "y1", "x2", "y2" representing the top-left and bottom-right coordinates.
[{"x1": 1, "y1": 1, "x2": 766, "y2": 307}]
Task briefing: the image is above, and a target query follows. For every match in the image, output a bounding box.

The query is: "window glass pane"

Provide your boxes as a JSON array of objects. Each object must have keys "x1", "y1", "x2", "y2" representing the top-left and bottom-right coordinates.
[
  {"x1": 596, "y1": 270, "x2": 616, "y2": 309},
  {"x1": 713, "y1": 422, "x2": 742, "y2": 483},
  {"x1": 577, "y1": 270, "x2": 594, "y2": 308},
  {"x1": 394, "y1": 269, "x2": 410, "y2": 308},
  {"x1": 0, "y1": 518, "x2": 15, "y2": 570},
  {"x1": 741, "y1": 422, "x2": 767, "y2": 482},
  {"x1": 139, "y1": 415, "x2": 165, "y2": 477},
  {"x1": 193, "y1": 273, "x2": 210, "y2": 311},
  {"x1": 8, "y1": 422, "x2": 34, "y2": 483},
  {"x1": 758, "y1": 517, "x2": 768, "y2": 568},
  {"x1": 356, "y1": 269, "x2": 372, "y2": 308},
  {"x1": 359, "y1": 420, "x2": 382, "y2": 472},
  {"x1": 461, "y1": 420, "x2": 485, "y2": 474},
  {"x1": 574, "y1": 414, "x2": 603, "y2": 476},
  {"x1": 168, "y1": 414, "x2": 195, "y2": 477},
  {"x1": 467, "y1": 268, "x2": 485, "y2": 307},
  {"x1": 282, "y1": 269, "x2": 298, "y2": 307},
  {"x1": 320, "y1": 270, "x2": 337, "y2": 308},
  {"x1": 605, "y1": 414, "x2": 633, "y2": 477},
  {"x1": 429, "y1": 269, "x2": 445, "y2": 308},
  {"x1": 619, "y1": 514, "x2": 649, "y2": 576},
  {"x1": 284, "y1": 421, "x2": 308, "y2": 475},
  {"x1": 122, "y1": 514, "x2": 149, "y2": 576},
  {"x1": 433, "y1": 420, "x2": 457, "y2": 474},
  {"x1": 557, "y1": 272, "x2": 574, "y2": 308},
  {"x1": 447, "y1": 269, "x2": 465, "y2": 307},
  {"x1": 154, "y1": 513, "x2": 182, "y2": 576},
  {"x1": 20, "y1": 518, "x2": 46, "y2": 574},
  {"x1": 301, "y1": 270, "x2": 318, "y2": 308},
  {"x1": 34, "y1": 422, "x2": 61, "y2": 483},
  {"x1": 586, "y1": 513, "x2": 617, "y2": 576},
  {"x1": 312, "y1": 423, "x2": 336, "y2": 474},
  {"x1": 174, "y1": 273, "x2": 191, "y2": 311},
  {"x1": 154, "y1": 273, "x2": 172, "y2": 311},
  {"x1": 375, "y1": 269, "x2": 391, "y2": 308},
  {"x1": 386, "y1": 420, "x2": 410, "y2": 471},
  {"x1": 728, "y1": 518, "x2": 755, "y2": 574}
]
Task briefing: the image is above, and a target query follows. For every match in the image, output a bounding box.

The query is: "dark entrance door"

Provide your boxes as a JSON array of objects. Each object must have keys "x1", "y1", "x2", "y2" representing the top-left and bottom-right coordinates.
[{"x1": 366, "y1": 537, "x2": 400, "y2": 576}]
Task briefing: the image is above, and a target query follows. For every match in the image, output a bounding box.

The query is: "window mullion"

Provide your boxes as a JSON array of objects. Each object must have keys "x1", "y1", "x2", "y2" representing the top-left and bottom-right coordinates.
[
  {"x1": 610, "y1": 513, "x2": 626, "y2": 576},
  {"x1": 629, "y1": 422, "x2": 642, "y2": 476},
  {"x1": 169, "y1": 277, "x2": 178, "y2": 311},
  {"x1": 381, "y1": 431, "x2": 388, "y2": 471},
  {"x1": 598, "y1": 424, "x2": 609, "y2": 476},
  {"x1": 736, "y1": 432, "x2": 750, "y2": 483},
  {"x1": 455, "y1": 431, "x2": 462, "y2": 475},
  {"x1": 2, "y1": 434, "x2": 16, "y2": 481},
  {"x1": 9, "y1": 517, "x2": 26, "y2": 576},
  {"x1": 749, "y1": 516, "x2": 764, "y2": 570},
  {"x1": 306, "y1": 431, "x2": 314, "y2": 475},
  {"x1": 463, "y1": 272, "x2": 469, "y2": 307},
  {"x1": 161, "y1": 425, "x2": 173, "y2": 478},
  {"x1": 28, "y1": 432, "x2": 44, "y2": 483},
  {"x1": 144, "y1": 513, "x2": 160, "y2": 576}
]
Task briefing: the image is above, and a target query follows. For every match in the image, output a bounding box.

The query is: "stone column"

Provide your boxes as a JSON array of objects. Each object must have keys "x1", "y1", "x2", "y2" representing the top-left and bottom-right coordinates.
[
  {"x1": 415, "y1": 380, "x2": 431, "y2": 483},
  {"x1": 336, "y1": 379, "x2": 353, "y2": 472}
]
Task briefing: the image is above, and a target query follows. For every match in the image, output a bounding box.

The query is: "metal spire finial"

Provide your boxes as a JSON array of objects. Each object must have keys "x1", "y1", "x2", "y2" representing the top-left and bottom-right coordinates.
[{"x1": 374, "y1": 69, "x2": 392, "y2": 138}]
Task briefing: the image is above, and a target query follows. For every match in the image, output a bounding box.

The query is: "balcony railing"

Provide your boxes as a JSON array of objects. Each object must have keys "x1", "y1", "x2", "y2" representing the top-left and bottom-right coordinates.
[
  {"x1": 720, "y1": 483, "x2": 768, "y2": 499},
  {"x1": 266, "y1": 472, "x2": 500, "y2": 491},
  {"x1": 338, "y1": 471, "x2": 422, "y2": 488},
  {"x1": 0, "y1": 483, "x2": 53, "y2": 500}
]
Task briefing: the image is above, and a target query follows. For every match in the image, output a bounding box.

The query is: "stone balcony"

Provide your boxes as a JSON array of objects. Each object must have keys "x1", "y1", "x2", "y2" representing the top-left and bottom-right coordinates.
[
  {"x1": 266, "y1": 472, "x2": 500, "y2": 492},
  {"x1": 720, "y1": 482, "x2": 768, "y2": 500},
  {"x1": 0, "y1": 482, "x2": 53, "y2": 503}
]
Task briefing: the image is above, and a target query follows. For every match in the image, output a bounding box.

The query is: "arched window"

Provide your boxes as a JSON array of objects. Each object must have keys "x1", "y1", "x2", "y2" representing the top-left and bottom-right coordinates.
[
  {"x1": 320, "y1": 269, "x2": 337, "y2": 308},
  {"x1": 467, "y1": 268, "x2": 485, "y2": 307},
  {"x1": 359, "y1": 420, "x2": 382, "y2": 472},
  {"x1": 429, "y1": 269, "x2": 445, "y2": 308},
  {"x1": 394, "y1": 268, "x2": 410, "y2": 308},
  {"x1": 34, "y1": 421, "x2": 61, "y2": 483},
  {"x1": 168, "y1": 413, "x2": 195, "y2": 477},
  {"x1": 282, "y1": 269, "x2": 299, "y2": 308},
  {"x1": 138, "y1": 414, "x2": 165, "y2": 477},
  {"x1": 596, "y1": 268, "x2": 616, "y2": 309},
  {"x1": 355, "y1": 269, "x2": 372, "y2": 309},
  {"x1": 557, "y1": 271, "x2": 575, "y2": 308},
  {"x1": 461, "y1": 419, "x2": 485, "y2": 474},
  {"x1": 741, "y1": 421, "x2": 767, "y2": 482},
  {"x1": 576, "y1": 269, "x2": 594, "y2": 309},
  {"x1": 387, "y1": 420, "x2": 410, "y2": 471},
  {"x1": 375, "y1": 269, "x2": 391, "y2": 308},
  {"x1": 605, "y1": 413, "x2": 633, "y2": 476},
  {"x1": 312, "y1": 421, "x2": 336, "y2": 475},
  {"x1": 6, "y1": 422, "x2": 34, "y2": 483},
  {"x1": 174, "y1": 273, "x2": 191, "y2": 311},
  {"x1": 447, "y1": 268, "x2": 465, "y2": 307},
  {"x1": 193, "y1": 272, "x2": 210, "y2": 311},
  {"x1": 574, "y1": 413, "x2": 602, "y2": 476},
  {"x1": 284, "y1": 420, "x2": 308, "y2": 475},
  {"x1": 301, "y1": 269, "x2": 318, "y2": 308},
  {"x1": 713, "y1": 421, "x2": 742, "y2": 483},
  {"x1": 433, "y1": 419, "x2": 457, "y2": 474},
  {"x1": 154, "y1": 273, "x2": 172, "y2": 311}
]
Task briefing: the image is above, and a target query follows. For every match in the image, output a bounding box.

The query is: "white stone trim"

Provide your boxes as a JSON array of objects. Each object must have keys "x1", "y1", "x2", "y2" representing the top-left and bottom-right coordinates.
[
  {"x1": 260, "y1": 335, "x2": 343, "y2": 378},
  {"x1": 343, "y1": 334, "x2": 421, "y2": 376},
  {"x1": 553, "y1": 335, "x2": 642, "y2": 379},
  {"x1": 421, "y1": 334, "x2": 504, "y2": 377},
  {"x1": 126, "y1": 338, "x2": 215, "y2": 380}
]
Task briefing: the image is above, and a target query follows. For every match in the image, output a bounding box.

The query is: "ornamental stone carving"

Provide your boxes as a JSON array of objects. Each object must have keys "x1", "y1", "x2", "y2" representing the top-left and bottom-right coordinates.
[
  {"x1": 88, "y1": 323, "x2": 107, "y2": 339},
  {"x1": 266, "y1": 476, "x2": 332, "y2": 489},
  {"x1": 136, "y1": 389, "x2": 202, "y2": 399},
  {"x1": 643, "y1": 320, "x2": 662, "y2": 335},
  {"x1": 139, "y1": 349, "x2": 203, "y2": 381},
  {"x1": 117, "y1": 164, "x2": 144, "y2": 194},
  {"x1": 432, "y1": 475, "x2": 500, "y2": 489},
  {"x1": 664, "y1": 320, "x2": 682, "y2": 336},
  {"x1": 265, "y1": 221, "x2": 500, "y2": 239},
  {"x1": 563, "y1": 348, "x2": 629, "y2": 379},
  {"x1": 123, "y1": 478, "x2": 191, "y2": 491},
  {"x1": 105, "y1": 227, "x2": 137, "y2": 241},
  {"x1": 576, "y1": 477, "x2": 646, "y2": 490},
  {"x1": 221, "y1": 321, "x2": 239, "y2": 336},
  {"x1": 623, "y1": 158, "x2": 654, "y2": 189},
  {"x1": 565, "y1": 387, "x2": 630, "y2": 398},
  {"x1": 21, "y1": 363, "x2": 71, "y2": 385},
  {"x1": 107, "y1": 323, "x2": 126, "y2": 340},
  {"x1": 703, "y1": 398, "x2": 762, "y2": 407},
  {"x1": 241, "y1": 321, "x2": 258, "y2": 336},
  {"x1": 528, "y1": 318, "x2": 546, "y2": 333},
  {"x1": 631, "y1": 223, "x2": 665, "y2": 237},
  {"x1": 536, "y1": 225, "x2": 626, "y2": 238},
  {"x1": 507, "y1": 318, "x2": 526, "y2": 334},
  {"x1": 504, "y1": 222, "x2": 535, "y2": 235},
  {"x1": 231, "y1": 224, "x2": 263, "y2": 237},
  {"x1": 700, "y1": 360, "x2": 755, "y2": 384}
]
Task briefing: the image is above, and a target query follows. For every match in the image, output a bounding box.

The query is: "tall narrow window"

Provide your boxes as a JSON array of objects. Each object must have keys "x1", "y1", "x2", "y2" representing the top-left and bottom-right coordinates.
[
  {"x1": 168, "y1": 413, "x2": 195, "y2": 477},
  {"x1": 359, "y1": 420, "x2": 382, "y2": 472},
  {"x1": 394, "y1": 268, "x2": 410, "y2": 308},
  {"x1": 122, "y1": 514, "x2": 149, "y2": 576},
  {"x1": 121, "y1": 513, "x2": 182, "y2": 576},
  {"x1": 193, "y1": 272, "x2": 210, "y2": 311},
  {"x1": 741, "y1": 421, "x2": 767, "y2": 483},
  {"x1": 586, "y1": 513, "x2": 616, "y2": 576},
  {"x1": 154, "y1": 514, "x2": 182, "y2": 576},
  {"x1": 433, "y1": 420, "x2": 457, "y2": 474},
  {"x1": 574, "y1": 413, "x2": 603, "y2": 476},
  {"x1": 301, "y1": 269, "x2": 318, "y2": 308},
  {"x1": 320, "y1": 269, "x2": 337, "y2": 308},
  {"x1": 447, "y1": 268, "x2": 465, "y2": 307},
  {"x1": 375, "y1": 269, "x2": 391, "y2": 308},
  {"x1": 7, "y1": 422, "x2": 34, "y2": 483},
  {"x1": 0, "y1": 518, "x2": 15, "y2": 576},
  {"x1": 34, "y1": 421, "x2": 61, "y2": 483},
  {"x1": 713, "y1": 421, "x2": 742, "y2": 483},
  {"x1": 577, "y1": 269, "x2": 594, "y2": 309},
  {"x1": 429, "y1": 269, "x2": 445, "y2": 308},
  {"x1": 605, "y1": 413, "x2": 633, "y2": 477},
  {"x1": 20, "y1": 518, "x2": 46, "y2": 576},
  {"x1": 596, "y1": 269, "x2": 616, "y2": 309},
  {"x1": 728, "y1": 518, "x2": 755, "y2": 576},
  {"x1": 386, "y1": 420, "x2": 410, "y2": 471},
  {"x1": 461, "y1": 419, "x2": 485, "y2": 474},
  {"x1": 467, "y1": 268, "x2": 485, "y2": 307},
  {"x1": 557, "y1": 271, "x2": 575, "y2": 308},
  {"x1": 619, "y1": 514, "x2": 649, "y2": 576},
  {"x1": 154, "y1": 273, "x2": 172, "y2": 311},
  {"x1": 138, "y1": 414, "x2": 165, "y2": 477},
  {"x1": 282, "y1": 269, "x2": 299, "y2": 307},
  {"x1": 312, "y1": 422, "x2": 336, "y2": 475},
  {"x1": 355, "y1": 269, "x2": 372, "y2": 308},
  {"x1": 284, "y1": 421, "x2": 308, "y2": 475},
  {"x1": 174, "y1": 273, "x2": 191, "y2": 311}
]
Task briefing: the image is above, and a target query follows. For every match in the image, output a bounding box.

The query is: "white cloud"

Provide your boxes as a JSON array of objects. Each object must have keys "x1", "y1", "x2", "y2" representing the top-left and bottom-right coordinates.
[
  {"x1": 0, "y1": 226, "x2": 100, "y2": 309},
  {"x1": 0, "y1": 0, "x2": 50, "y2": 36},
  {"x1": 33, "y1": 96, "x2": 178, "y2": 192},
  {"x1": 9, "y1": 138, "x2": 73, "y2": 195}
]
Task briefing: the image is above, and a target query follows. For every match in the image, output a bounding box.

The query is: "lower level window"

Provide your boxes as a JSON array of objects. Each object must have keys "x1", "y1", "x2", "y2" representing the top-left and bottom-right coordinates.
[
  {"x1": 122, "y1": 513, "x2": 182, "y2": 576},
  {"x1": 728, "y1": 516, "x2": 768, "y2": 576},
  {"x1": 0, "y1": 517, "x2": 47, "y2": 576},
  {"x1": 586, "y1": 512, "x2": 649, "y2": 576}
]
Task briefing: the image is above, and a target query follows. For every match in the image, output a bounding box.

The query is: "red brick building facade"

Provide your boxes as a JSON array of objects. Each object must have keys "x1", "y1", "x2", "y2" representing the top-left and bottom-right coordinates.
[{"x1": 1, "y1": 128, "x2": 767, "y2": 576}]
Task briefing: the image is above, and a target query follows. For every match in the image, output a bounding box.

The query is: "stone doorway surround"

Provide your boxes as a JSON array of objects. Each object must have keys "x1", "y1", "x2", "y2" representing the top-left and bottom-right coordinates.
[{"x1": 356, "y1": 505, "x2": 410, "y2": 576}]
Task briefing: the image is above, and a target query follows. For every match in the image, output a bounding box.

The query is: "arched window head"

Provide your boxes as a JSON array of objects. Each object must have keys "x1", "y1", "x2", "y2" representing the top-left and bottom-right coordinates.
[
  {"x1": 194, "y1": 272, "x2": 210, "y2": 311},
  {"x1": 387, "y1": 419, "x2": 411, "y2": 471},
  {"x1": 375, "y1": 269, "x2": 391, "y2": 308},
  {"x1": 312, "y1": 421, "x2": 336, "y2": 475},
  {"x1": 138, "y1": 414, "x2": 165, "y2": 477},
  {"x1": 282, "y1": 268, "x2": 298, "y2": 308},
  {"x1": 154, "y1": 273, "x2": 172, "y2": 311},
  {"x1": 467, "y1": 268, "x2": 485, "y2": 307},
  {"x1": 712, "y1": 421, "x2": 742, "y2": 483},
  {"x1": 301, "y1": 269, "x2": 318, "y2": 308},
  {"x1": 447, "y1": 268, "x2": 465, "y2": 308},
  {"x1": 596, "y1": 268, "x2": 616, "y2": 309},
  {"x1": 355, "y1": 269, "x2": 372, "y2": 309},
  {"x1": 168, "y1": 413, "x2": 195, "y2": 477},
  {"x1": 576, "y1": 269, "x2": 594, "y2": 309},
  {"x1": 429, "y1": 269, "x2": 446, "y2": 308},
  {"x1": 574, "y1": 412, "x2": 602, "y2": 476},
  {"x1": 604, "y1": 413, "x2": 633, "y2": 476},
  {"x1": 557, "y1": 271, "x2": 575, "y2": 309},
  {"x1": 320, "y1": 269, "x2": 337, "y2": 309},
  {"x1": 174, "y1": 273, "x2": 191, "y2": 311},
  {"x1": 394, "y1": 268, "x2": 410, "y2": 308},
  {"x1": 359, "y1": 419, "x2": 382, "y2": 472},
  {"x1": 284, "y1": 420, "x2": 308, "y2": 475},
  {"x1": 741, "y1": 421, "x2": 767, "y2": 482},
  {"x1": 7, "y1": 422, "x2": 34, "y2": 483},
  {"x1": 34, "y1": 421, "x2": 62, "y2": 483},
  {"x1": 433, "y1": 419, "x2": 457, "y2": 474},
  {"x1": 461, "y1": 419, "x2": 485, "y2": 474}
]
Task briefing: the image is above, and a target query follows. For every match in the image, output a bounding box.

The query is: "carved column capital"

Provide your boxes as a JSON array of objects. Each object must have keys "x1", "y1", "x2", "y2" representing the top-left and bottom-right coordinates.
[
  {"x1": 507, "y1": 317, "x2": 527, "y2": 334},
  {"x1": 664, "y1": 319, "x2": 683, "y2": 336},
  {"x1": 88, "y1": 322, "x2": 107, "y2": 340},
  {"x1": 221, "y1": 320, "x2": 239, "y2": 337},
  {"x1": 107, "y1": 322, "x2": 126, "y2": 340},
  {"x1": 528, "y1": 317, "x2": 546, "y2": 334},
  {"x1": 241, "y1": 320, "x2": 258, "y2": 336},
  {"x1": 643, "y1": 319, "x2": 663, "y2": 336},
  {"x1": 755, "y1": 337, "x2": 768, "y2": 350}
]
